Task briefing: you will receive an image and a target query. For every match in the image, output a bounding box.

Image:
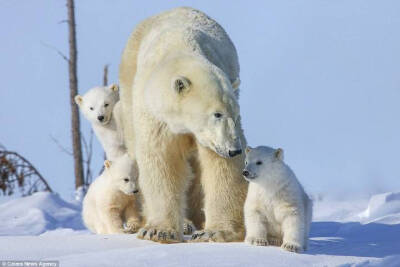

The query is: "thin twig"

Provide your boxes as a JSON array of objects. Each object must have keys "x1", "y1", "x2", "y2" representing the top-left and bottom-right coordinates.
[
  {"x1": 40, "y1": 41, "x2": 69, "y2": 62},
  {"x1": 50, "y1": 135, "x2": 73, "y2": 156}
]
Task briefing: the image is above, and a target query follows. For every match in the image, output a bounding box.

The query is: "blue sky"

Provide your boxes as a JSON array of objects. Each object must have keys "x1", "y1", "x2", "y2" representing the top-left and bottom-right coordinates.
[{"x1": 1, "y1": 0, "x2": 399, "y2": 199}]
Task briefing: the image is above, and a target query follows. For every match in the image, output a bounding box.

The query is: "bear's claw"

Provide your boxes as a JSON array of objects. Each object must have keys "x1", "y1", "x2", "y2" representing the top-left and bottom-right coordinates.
[
  {"x1": 267, "y1": 237, "x2": 282, "y2": 246},
  {"x1": 245, "y1": 237, "x2": 269, "y2": 246},
  {"x1": 190, "y1": 230, "x2": 207, "y2": 241},
  {"x1": 282, "y1": 242, "x2": 303, "y2": 253},
  {"x1": 137, "y1": 226, "x2": 182, "y2": 243},
  {"x1": 183, "y1": 220, "x2": 196, "y2": 235},
  {"x1": 190, "y1": 229, "x2": 240, "y2": 242}
]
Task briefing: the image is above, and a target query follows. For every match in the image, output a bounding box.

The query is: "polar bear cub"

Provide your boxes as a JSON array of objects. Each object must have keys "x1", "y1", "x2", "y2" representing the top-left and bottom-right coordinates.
[
  {"x1": 243, "y1": 146, "x2": 312, "y2": 252},
  {"x1": 82, "y1": 154, "x2": 141, "y2": 234},
  {"x1": 75, "y1": 84, "x2": 125, "y2": 161}
]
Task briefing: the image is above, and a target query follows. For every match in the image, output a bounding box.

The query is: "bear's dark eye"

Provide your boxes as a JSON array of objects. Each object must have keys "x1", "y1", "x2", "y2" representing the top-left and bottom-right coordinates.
[
  {"x1": 123, "y1": 178, "x2": 129, "y2": 182},
  {"x1": 214, "y1": 112, "x2": 223, "y2": 118},
  {"x1": 256, "y1": 161, "x2": 262, "y2": 165},
  {"x1": 245, "y1": 161, "x2": 247, "y2": 165},
  {"x1": 90, "y1": 107, "x2": 94, "y2": 111},
  {"x1": 104, "y1": 103, "x2": 109, "y2": 107}
]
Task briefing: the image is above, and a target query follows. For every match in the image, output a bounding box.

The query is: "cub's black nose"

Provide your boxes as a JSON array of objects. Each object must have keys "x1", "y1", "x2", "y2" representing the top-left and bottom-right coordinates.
[
  {"x1": 229, "y1": 149, "x2": 242, "y2": 157},
  {"x1": 133, "y1": 190, "x2": 139, "y2": 194},
  {"x1": 242, "y1": 170, "x2": 249, "y2": 177},
  {"x1": 98, "y1": 115, "x2": 104, "y2": 122}
]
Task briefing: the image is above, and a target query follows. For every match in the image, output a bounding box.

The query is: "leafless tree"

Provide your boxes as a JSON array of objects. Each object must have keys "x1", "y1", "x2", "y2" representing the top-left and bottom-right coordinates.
[{"x1": 66, "y1": 0, "x2": 84, "y2": 190}]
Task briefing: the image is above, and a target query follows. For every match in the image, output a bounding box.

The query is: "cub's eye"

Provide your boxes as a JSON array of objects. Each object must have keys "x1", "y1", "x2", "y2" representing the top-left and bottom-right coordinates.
[
  {"x1": 123, "y1": 178, "x2": 129, "y2": 182},
  {"x1": 256, "y1": 161, "x2": 262, "y2": 165},
  {"x1": 245, "y1": 161, "x2": 247, "y2": 165},
  {"x1": 214, "y1": 112, "x2": 223, "y2": 118},
  {"x1": 90, "y1": 107, "x2": 94, "y2": 111},
  {"x1": 104, "y1": 103, "x2": 109, "y2": 107}
]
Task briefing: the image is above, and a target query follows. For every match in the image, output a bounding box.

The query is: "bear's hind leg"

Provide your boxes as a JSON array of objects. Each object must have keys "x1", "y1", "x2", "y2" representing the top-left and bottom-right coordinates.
[{"x1": 280, "y1": 207, "x2": 305, "y2": 253}]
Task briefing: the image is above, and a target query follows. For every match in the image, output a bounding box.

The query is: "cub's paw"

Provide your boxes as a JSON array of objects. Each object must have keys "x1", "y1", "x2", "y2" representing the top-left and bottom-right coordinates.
[
  {"x1": 245, "y1": 236, "x2": 269, "y2": 246},
  {"x1": 267, "y1": 237, "x2": 282, "y2": 246},
  {"x1": 190, "y1": 230, "x2": 240, "y2": 242},
  {"x1": 137, "y1": 226, "x2": 182, "y2": 243},
  {"x1": 183, "y1": 220, "x2": 196, "y2": 235},
  {"x1": 281, "y1": 242, "x2": 303, "y2": 253},
  {"x1": 124, "y1": 221, "x2": 141, "y2": 234}
]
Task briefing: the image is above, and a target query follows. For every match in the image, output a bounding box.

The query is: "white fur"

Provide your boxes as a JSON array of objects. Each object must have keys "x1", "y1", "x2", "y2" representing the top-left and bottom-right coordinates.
[
  {"x1": 75, "y1": 85, "x2": 125, "y2": 161},
  {"x1": 119, "y1": 7, "x2": 248, "y2": 243},
  {"x1": 243, "y1": 146, "x2": 312, "y2": 252},
  {"x1": 82, "y1": 154, "x2": 141, "y2": 234}
]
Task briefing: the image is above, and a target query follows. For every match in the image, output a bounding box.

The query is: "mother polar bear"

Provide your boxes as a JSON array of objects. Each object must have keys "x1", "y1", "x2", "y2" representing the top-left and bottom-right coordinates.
[{"x1": 119, "y1": 7, "x2": 248, "y2": 243}]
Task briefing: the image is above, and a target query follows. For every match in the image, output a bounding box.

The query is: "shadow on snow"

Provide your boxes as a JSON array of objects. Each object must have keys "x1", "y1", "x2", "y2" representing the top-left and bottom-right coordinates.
[{"x1": 306, "y1": 221, "x2": 400, "y2": 257}]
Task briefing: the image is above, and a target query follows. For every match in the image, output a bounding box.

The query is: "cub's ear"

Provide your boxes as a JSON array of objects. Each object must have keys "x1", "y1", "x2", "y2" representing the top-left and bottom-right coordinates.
[
  {"x1": 275, "y1": 148, "x2": 284, "y2": 161},
  {"x1": 74, "y1": 95, "x2": 83, "y2": 105},
  {"x1": 109, "y1": 84, "x2": 119, "y2": 92},
  {"x1": 104, "y1": 160, "x2": 112, "y2": 169},
  {"x1": 172, "y1": 76, "x2": 191, "y2": 94},
  {"x1": 231, "y1": 77, "x2": 241, "y2": 92},
  {"x1": 245, "y1": 146, "x2": 252, "y2": 154}
]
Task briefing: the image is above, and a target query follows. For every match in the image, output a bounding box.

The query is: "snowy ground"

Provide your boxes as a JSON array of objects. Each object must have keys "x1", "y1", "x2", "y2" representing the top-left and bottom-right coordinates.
[{"x1": 0, "y1": 192, "x2": 399, "y2": 267}]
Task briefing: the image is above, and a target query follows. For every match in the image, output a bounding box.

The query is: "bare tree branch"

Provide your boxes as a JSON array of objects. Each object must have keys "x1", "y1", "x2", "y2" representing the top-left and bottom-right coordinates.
[
  {"x1": 103, "y1": 64, "x2": 109, "y2": 86},
  {"x1": 50, "y1": 135, "x2": 73, "y2": 156},
  {"x1": 81, "y1": 129, "x2": 94, "y2": 185},
  {"x1": 0, "y1": 150, "x2": 52, "y2": 196},
  {"x1": 40, "y1": 41, "x2": 69, "y2": 62}
]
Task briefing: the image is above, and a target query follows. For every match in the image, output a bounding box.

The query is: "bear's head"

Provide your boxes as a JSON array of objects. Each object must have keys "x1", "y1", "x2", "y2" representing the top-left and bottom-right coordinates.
[
  {"x1": 144, "y1": 55, "x2": 242, "y2": 158},
  {"x1": 75, "y1": 84, "x2": 119, "y2": 125},
  {"x1": 242, "y1": 146, "x2": 284, "y2": 182},
  {"x1": 104, "y1": 154, "x2": 139, "y2": 195}
]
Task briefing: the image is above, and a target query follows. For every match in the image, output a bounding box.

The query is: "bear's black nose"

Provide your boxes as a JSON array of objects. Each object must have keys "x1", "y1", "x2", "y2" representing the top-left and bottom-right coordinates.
[
  {"x1": 98, "y1": 115, "x2": 105, "y2": 122},
  {"x1": 242, "y1": 170, "x2": 249, "y2": 177},
  {"x1": 133, "y1": 190, "x2": 139, "y2": 194},
  {"x1": 229, "y1": 149, "x2": 242, "y2": 157}
]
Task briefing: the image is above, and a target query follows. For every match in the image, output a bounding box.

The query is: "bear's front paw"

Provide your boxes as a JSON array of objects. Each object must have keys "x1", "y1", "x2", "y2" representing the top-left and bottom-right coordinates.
[
  {"x1": 267, "y1": 237, "x2": 282, "y2": 246},
  {"x1": 245, "y1": 236, "x2": 269, "y2": 246},
  {"x1": 281, "y1": 241, "x2": 303, "y2": 253},
  {"x1": 137, "y1": 226, "x2": 182, "y2": 243},
  {"x1": 183, "y1": 220, "x2": 196, "y2": 235},
  {"x1": 190, "y1": 229, "x2": 240, "y2": 242}
]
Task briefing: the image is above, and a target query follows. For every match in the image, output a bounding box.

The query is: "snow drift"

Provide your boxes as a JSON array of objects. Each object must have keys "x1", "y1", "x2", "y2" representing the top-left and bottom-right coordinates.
[
  {"x1": 359, "y1": 192, "x2": 400, "y2": 224},
  {"x1": 0, "y1": 192, "x2": 85, "y2": 235}
]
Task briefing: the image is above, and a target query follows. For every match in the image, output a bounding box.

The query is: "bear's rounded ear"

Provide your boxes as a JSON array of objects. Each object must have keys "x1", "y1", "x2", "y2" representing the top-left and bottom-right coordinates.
[
  {"x1": 231, "y1": 77, "x2": 241, "y2": 92},
  {"x1": 245, "y1": 146, "x2": 252, "y2": 154},
  {"x1": 104, "y1": 160, "x2": 112, "y2": 169},
  {"x1": 74, "y1": 95, "x2": 83, "y2": 105},
  {"x1": 109, "y1": 84, "x2": 119, "y2": 92},
  {"x1": 172, "y1": 76, "x2": 191, "y2": 95},
  {"x1": 275, "y1": 148, "x2": 284, "y2": 161}
]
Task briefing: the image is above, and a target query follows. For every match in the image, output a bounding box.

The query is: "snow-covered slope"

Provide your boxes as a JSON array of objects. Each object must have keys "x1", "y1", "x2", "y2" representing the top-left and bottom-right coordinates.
[
  {"x1": 0, "y1": 192, "x2": 85, "y2": 235},
  {"x1": 0, "y1": 192, "x2": 399, "y2": 267},
  {"x1": 359, "y1": 192, "x2": 400, "y2": 225}
]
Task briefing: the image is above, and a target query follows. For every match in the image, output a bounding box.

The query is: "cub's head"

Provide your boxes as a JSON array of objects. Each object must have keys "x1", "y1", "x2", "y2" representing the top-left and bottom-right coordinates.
[
  {"x1": 145, "y1": 55, "x2": 242, "y2": 158},
  {"x1": 242, "y1": 146, "x2": 284, "y2": 182},
  {"x1": 104, "y1": 154, "x2": 139, "y2": 195},
  {"x1": 75, "y1": 84, "x2": 119, "y2": 125}
]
